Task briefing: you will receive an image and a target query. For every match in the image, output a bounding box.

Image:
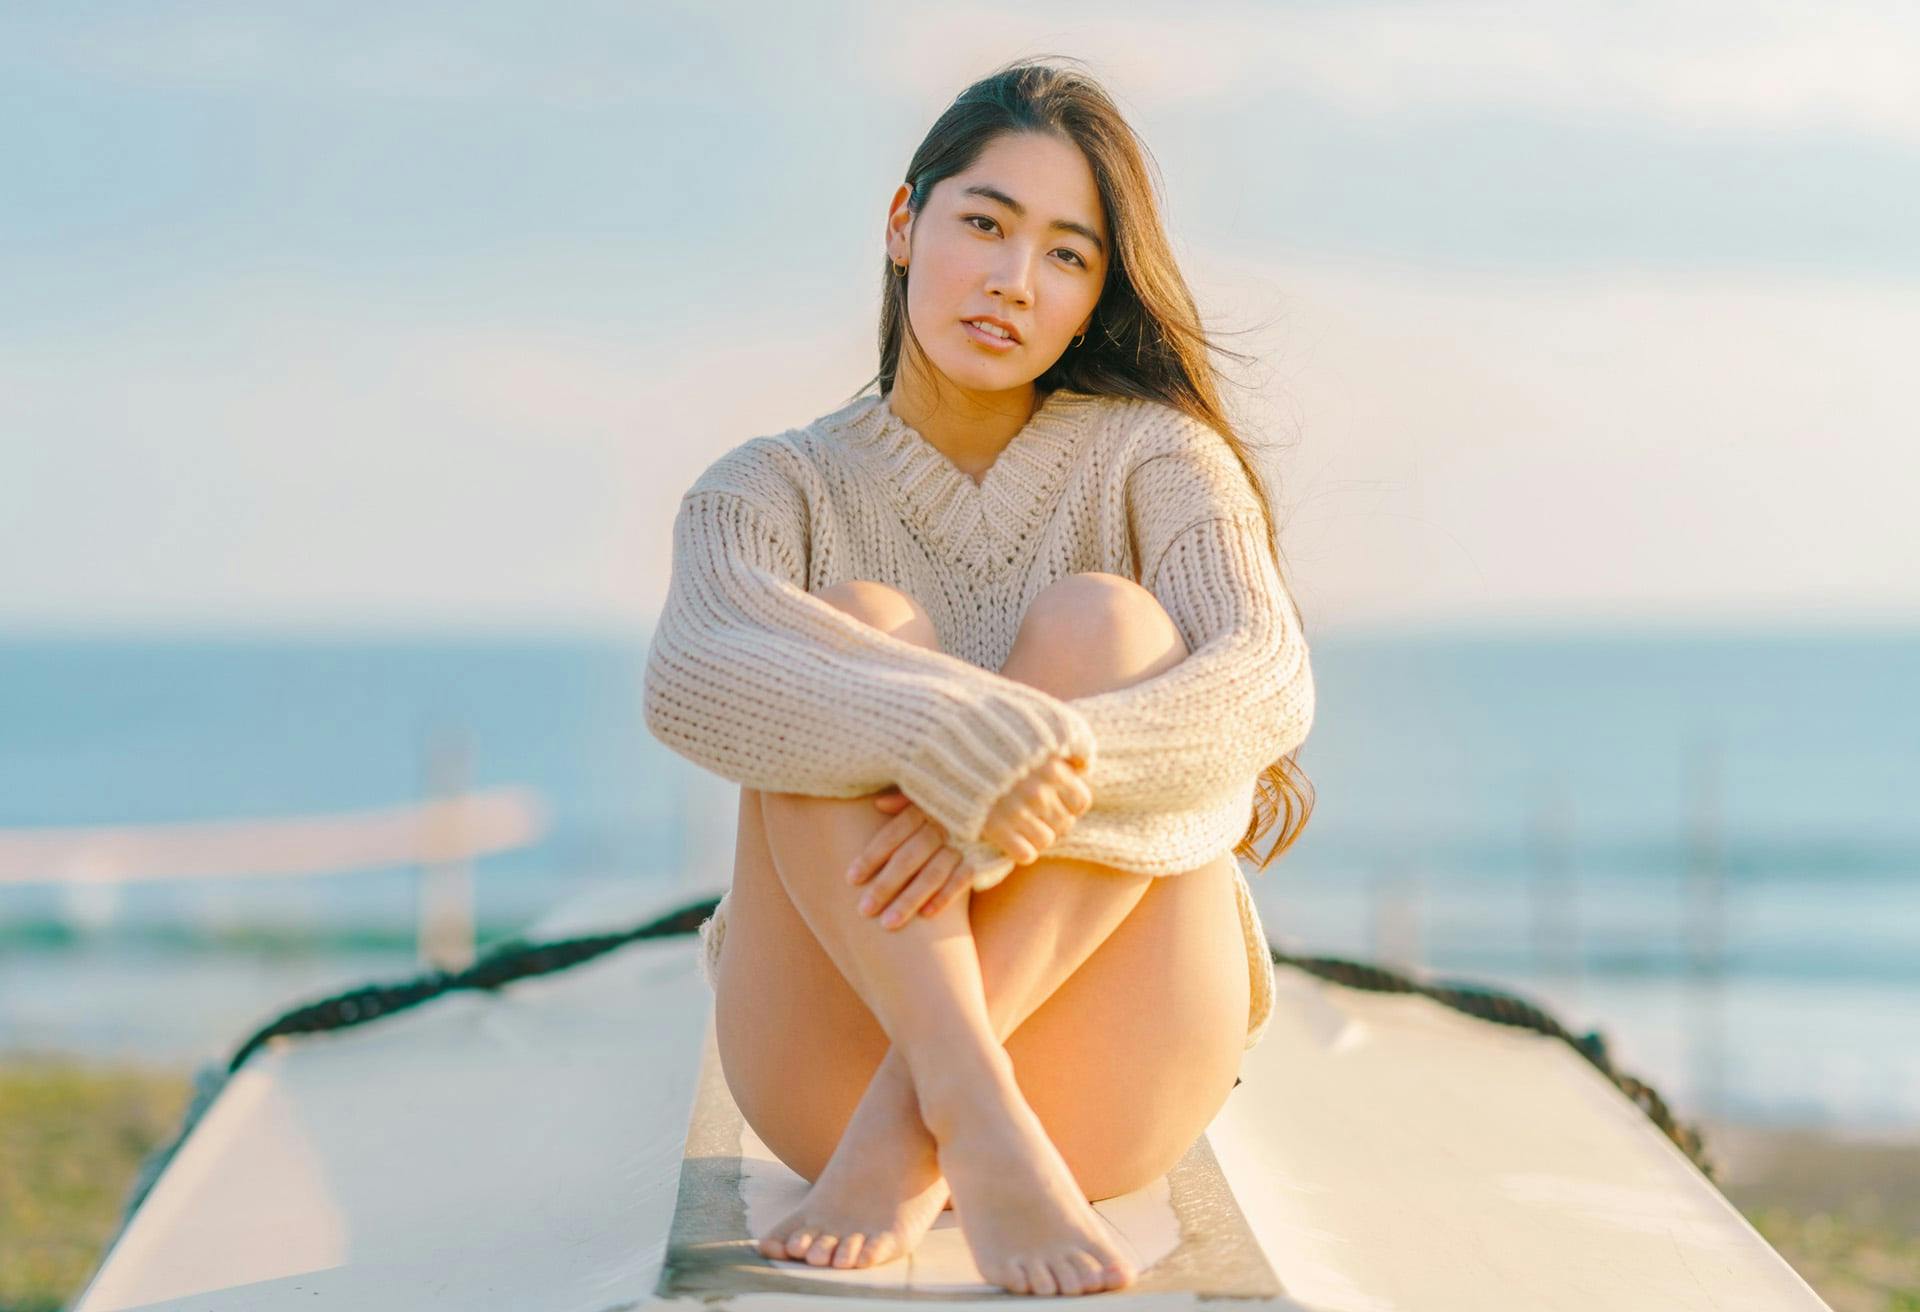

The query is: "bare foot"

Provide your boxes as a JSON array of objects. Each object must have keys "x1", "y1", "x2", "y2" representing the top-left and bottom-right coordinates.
[
  {"x1": 755, "y1": 1050, "x2": 952, "y2": 1269},
  {"x1": 922, "y1": 1053, "x2": 1137, "y2": 1296}
]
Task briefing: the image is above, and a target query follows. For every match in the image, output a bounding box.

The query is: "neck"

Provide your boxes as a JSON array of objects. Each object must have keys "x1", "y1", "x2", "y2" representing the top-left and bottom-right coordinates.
[{"x1": 885, "y1": 360, "x2": 1047, "y2": 486}]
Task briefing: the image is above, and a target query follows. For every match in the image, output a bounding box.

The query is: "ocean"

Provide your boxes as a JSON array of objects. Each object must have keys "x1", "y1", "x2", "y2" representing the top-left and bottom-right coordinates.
[{"x1": 1, "y1": 626, "x2": 1915, "y2": 1136}]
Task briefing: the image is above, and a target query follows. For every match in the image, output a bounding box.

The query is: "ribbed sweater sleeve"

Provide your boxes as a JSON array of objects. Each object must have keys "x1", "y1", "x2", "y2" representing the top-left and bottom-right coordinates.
[
  {"x1": 642, "y1": 480, "x2": 1098, "y2": 867},
  {"x1": 1073, "y1": 508, "x2": 1314, "y2": 812},
  {"x1": 1067, "y1": 423, "x2": 1315, "y2": 815}
]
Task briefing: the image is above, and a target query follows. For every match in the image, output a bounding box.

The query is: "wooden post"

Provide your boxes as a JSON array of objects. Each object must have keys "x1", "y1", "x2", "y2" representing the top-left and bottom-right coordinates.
[
  {"x1": 417, "y1": 723, "x2": 477, "y2": 974},
  {"x1": 1368, "y1": 852, "x2": 1423, "y2": 976},
  {"x1": 1527, "y1": 769, "x2": 1581, "y2": 1012},
  {"x1": 1683, "y1": 728, "x2": 1727, "y2": 1121}
]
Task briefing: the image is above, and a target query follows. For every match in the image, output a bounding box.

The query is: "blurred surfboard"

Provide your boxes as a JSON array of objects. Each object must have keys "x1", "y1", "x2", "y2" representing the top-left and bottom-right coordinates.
[{"x1": 73, "y1": 882, "x2": 1832, "y2": 1311}]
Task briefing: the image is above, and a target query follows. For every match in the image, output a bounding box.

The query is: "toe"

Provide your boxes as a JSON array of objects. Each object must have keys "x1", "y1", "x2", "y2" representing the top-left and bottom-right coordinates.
[
  {"x1": 1104, "y1": 1258, "x2": 1136, "y2": 1288},
  {"x1": 1024, "y1": 1257, "x2": 1059, "y2": 1297},
  {"x1": 784, "y1": 1229, "x2": 816, "y2": 1259},
  {"x1": 832, "y1": 1232, "x2": 866, "y2": 1268},
  {"x1": 1068, "y1": 1251, "x2": 1106, "y2": 1291},
  {"x1": 805, "y1": 1233, "x2": 839, "y2": 1265},
  {"x1": 1049, "y1": 1255, "x2": 1084, "y2": 1296}
]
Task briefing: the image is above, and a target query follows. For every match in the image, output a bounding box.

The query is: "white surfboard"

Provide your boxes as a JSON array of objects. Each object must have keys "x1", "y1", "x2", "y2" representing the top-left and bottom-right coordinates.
[{"x1": 73, "y1": 882, "x2": 1832, "y2": 1311}]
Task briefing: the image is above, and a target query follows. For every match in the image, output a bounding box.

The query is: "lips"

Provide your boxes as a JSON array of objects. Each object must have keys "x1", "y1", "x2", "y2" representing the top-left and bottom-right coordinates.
[
  {"x1": 961, "y1": 319, "x2": 1018, "y2": 349},
  {"x1": 962, "y1": 316, "x2": 1021, "y2": 343}
]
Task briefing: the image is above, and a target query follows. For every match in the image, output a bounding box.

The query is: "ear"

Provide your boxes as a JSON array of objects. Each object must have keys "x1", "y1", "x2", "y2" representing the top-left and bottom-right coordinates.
[{"x1": 884, "y1": 184, "x2": 915, "y2": 263}]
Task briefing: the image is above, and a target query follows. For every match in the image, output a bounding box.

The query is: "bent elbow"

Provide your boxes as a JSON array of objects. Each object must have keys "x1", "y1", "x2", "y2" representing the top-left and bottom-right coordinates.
[
  {"x1": 641, "y1": 685, "x2": 680, "y2": 755},
  {"x1": 1252, "y1": 683, "x2": 1314, "y2": 766},
  {"x1": 641, "y1": 645, "x2": 692, "y2": 754}
]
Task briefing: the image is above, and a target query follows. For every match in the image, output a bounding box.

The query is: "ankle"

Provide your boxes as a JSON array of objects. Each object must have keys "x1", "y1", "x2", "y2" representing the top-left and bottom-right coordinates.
[{"x1": 903, "y1": 1043, "x2": 1018, "y2": 1141}]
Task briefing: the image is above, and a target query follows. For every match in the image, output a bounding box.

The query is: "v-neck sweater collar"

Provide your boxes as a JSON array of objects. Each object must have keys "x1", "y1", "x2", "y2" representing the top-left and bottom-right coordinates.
[{"x1": 829, "y1": 387, "x2": 1102, "y2": 580}]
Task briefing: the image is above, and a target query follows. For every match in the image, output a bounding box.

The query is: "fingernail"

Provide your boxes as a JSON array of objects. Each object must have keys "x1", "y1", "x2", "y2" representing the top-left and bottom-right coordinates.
[
  {"x1": 858, "y1": 897, "x2": 876, "y2": 915},
  {"x1": 844, "y1": 865, "x2": 859, "y2": 883},
  {"x1": 882, "y1": 911, "x2": 904, "y2": 927}
]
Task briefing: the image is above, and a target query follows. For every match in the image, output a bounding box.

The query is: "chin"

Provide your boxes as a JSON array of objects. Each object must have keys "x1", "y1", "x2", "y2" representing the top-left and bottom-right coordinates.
[{"x1": 932, "y1": 352, "x2": 1045, "y2": 394}]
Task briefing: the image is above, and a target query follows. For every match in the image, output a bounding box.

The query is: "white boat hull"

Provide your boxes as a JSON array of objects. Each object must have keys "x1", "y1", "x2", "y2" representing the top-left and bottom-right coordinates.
[{"x1": 74, "y1": 886, "x2": 1832, "y2": 1310}]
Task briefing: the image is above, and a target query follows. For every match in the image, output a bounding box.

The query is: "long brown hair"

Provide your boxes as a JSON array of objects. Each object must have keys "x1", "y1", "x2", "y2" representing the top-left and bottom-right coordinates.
[{"x1": 856, "y1": 56, "x2": 1313, "y2": 871}]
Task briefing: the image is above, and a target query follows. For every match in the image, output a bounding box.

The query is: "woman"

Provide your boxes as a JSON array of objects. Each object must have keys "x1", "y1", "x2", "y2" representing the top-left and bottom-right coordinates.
[{"x1": 643, "y1": 59, "x2": 1315, "y2": 1297}]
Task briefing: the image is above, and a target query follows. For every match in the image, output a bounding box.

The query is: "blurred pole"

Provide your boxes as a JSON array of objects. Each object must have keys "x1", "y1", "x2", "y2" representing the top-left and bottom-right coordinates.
[
  {"x1": 57, "y1": 855, "x2": 121, "y2": 938},
  {"x1": 691, "y1": 772, "x2": 727, "y2": 896},
  {"x1": 1526, "y1": 769, "x2": 1581, "y2": 1011},
  {"x1": 672, "y1": 767, "x2": 693, "y2": 894},
  {"x1": 1367, "y1": 853, "x2": 1423, "y2": 976},
  {"x1": 1682, "y1": 727, "x2": 1726, "y2": 1120},
  {"x1": 417, "y1": 722, "x2": 477, "y2": 973}
]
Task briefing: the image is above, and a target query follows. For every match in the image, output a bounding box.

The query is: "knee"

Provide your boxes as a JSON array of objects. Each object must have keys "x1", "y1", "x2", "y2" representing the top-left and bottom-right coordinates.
[
  {"x1": 1006, "y1": 573, "x2": 1188, "y2": 696},
  {"x1": 1023, "y1": 573, "x2": 1186, "y2": 655},
  {"x1": 813, "y1": 579, "x2": 940, "y2": 651}
]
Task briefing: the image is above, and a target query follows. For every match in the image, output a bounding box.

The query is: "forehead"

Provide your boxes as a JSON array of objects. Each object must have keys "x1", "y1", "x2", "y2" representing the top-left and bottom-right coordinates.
[{"x1": 938, "y1": 133, "x2": 1106, "y2": 239}]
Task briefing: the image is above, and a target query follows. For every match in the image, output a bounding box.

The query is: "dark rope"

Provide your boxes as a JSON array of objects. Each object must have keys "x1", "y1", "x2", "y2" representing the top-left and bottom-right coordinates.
[
  {"x1": 102, "y1": 895, "x2": 725, "y2": 1252},
  {"x1": 1269, "y1": 947, "x2": 1718, "y2": 1181},
  {"x1": 225, "y1": 895, "x2": 721, "y2": 1072},
  {"x1": 220, "y1": 900, "x2": 1715, "y2": 1178},
  {"x1": 223, "y1": 896, "x2": 1715, "y2": 1178}
]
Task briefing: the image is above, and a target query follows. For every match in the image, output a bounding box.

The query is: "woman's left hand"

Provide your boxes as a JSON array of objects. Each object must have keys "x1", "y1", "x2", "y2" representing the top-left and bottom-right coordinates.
[{"x1": 844, "y1": 789, "x2": 971, "y2": 927}]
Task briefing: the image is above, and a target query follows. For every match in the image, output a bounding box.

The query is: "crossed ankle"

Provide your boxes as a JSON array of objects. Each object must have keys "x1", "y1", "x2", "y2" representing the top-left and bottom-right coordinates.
[{"x1": 905, "y1": 1048, "x2": 1023, "y2": 1142}]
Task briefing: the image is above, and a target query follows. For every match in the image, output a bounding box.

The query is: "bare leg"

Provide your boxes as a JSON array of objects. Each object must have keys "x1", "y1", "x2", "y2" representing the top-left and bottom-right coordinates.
[
  {"x1": 725, "y1": 794, "x2": 1245, "y2": 1283},
  {"x1": 738, "y1": 574, "x2": 1232, "y2": 1296},
  {"x1": 758, "y1": 869, "x2": 1163, "y2": 1274}
]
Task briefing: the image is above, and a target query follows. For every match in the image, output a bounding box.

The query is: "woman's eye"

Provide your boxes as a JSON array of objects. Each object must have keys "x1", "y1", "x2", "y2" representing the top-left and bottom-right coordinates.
[{"x1": 962, "y1": 215, "x2": 1087, "y2": 268}]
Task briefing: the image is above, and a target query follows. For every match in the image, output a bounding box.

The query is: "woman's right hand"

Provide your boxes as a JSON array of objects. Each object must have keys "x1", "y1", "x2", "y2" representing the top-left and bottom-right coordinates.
[
  {"x1": 859, "y1": 751, "x2": 1093, "y2": 923},
  {"x1": 980, "y1": 751, "x2": 1093, "y2": 867}
]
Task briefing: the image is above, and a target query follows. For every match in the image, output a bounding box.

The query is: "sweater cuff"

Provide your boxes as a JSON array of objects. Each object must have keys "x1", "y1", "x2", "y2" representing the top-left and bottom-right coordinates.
[
  {"x1": 957, "y1": 838, "x2": 1018, "y2": 891},
  {"x1": 892, "y1": 680, "x2": 1097, "y2": 852}
]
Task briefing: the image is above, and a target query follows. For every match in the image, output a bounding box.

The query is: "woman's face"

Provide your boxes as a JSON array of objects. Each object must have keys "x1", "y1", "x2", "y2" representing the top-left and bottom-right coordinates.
[{"x1": 886, "y1": 131, "x2": 1110, "y2": 395}]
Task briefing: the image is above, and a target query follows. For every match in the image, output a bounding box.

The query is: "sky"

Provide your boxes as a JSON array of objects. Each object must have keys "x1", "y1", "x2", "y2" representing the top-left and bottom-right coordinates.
[{"x1": 3, "y1": 0, "x2": 1916, "y2": 637}]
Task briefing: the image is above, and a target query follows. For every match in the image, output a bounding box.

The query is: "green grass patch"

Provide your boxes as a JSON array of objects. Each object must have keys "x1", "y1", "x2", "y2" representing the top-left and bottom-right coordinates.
[{"x1": 0, "y1": 1057, "x2": 193, "y2": 1312}]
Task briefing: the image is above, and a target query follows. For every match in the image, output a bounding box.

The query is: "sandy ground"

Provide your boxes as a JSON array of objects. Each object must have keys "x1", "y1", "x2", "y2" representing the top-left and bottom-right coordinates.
[{"x1": 1699, "y1": 1115, "x2": 1920, "y2": 1311}]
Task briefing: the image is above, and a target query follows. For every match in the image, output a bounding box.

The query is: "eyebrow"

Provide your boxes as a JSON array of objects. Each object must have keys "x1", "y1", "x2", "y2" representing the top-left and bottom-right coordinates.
[{"x1": 960, "y1": 184, "x2": 1106, "y2": 258}]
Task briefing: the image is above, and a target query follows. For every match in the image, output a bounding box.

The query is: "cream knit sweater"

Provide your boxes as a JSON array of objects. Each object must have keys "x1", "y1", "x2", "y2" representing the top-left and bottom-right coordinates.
[{"x1": 643, "y1": 386, "x2": 1316, "y2": 1049}]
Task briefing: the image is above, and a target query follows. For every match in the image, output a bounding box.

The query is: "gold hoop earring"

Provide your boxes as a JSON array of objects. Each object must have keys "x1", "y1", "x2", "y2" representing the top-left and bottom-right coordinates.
[
  {"x1": 1071, "y1": 331, "x2": 1087, "y2": 348},
  {"x1": 893, "y1": 261, "x2": 907, "y2": 277}
]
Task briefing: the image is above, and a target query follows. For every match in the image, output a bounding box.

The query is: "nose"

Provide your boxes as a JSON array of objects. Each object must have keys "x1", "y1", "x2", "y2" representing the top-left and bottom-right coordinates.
[{"x1": 983, "y1": 249, "x2": 1035, "y2": 307}]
